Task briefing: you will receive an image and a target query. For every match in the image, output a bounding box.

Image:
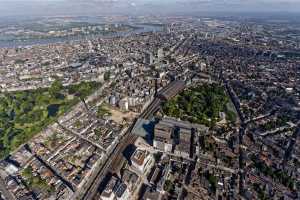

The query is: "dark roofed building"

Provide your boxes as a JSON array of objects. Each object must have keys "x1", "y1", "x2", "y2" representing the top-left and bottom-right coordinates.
[
  {"x1": 179, "y1": 127, "x2": 192, "y2": 143},
  {"x1": 157, "y1": 80, "x2": 185, "y2": 101},
  {"x1": 140, "y1": 185, "x2": 161, "y2": 200},
  {"x1": 100, "y1": 175, "x2": 131, "y2": 200},
  {"x1": 153, "y1": 122, "x2": 173, "y2": 152},
  {"x1": 115, "y1": 183, "x2": 128, "y2": 199},
  {"x1": 154, "y1": 117, "x2": 195, "y2": 158},
  {"x1": 148, "y1": 167, "x2": 162, "y2": 185},
  {"x1": 175, "y1": 127, "x2": 192, "y2": 158}
]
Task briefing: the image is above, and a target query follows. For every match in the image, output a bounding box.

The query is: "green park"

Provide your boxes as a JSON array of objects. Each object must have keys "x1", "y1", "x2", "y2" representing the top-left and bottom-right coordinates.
[
  {"x1": 162, "y1": 83, "x2": 236, "y2": 127},
  {"x1": 0, "y1": 80, "x2": 100, "y2": 159}
]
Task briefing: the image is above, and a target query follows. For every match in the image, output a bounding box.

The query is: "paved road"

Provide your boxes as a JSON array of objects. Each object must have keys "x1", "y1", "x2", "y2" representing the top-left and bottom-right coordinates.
[
  {"x1": 34, "y1": 154, "x2": 76, "y2": 192},
  {"x1": 222, "y1": 73, "x2": 247, "y2": 194},
  {"x1": 75, "y1": 80, "x2": 187, "y2": 200},
  {"x1": 74, "y1": 123, "x2": 137, "y2": 200},
  {"x1": 81, "y1": 133, "x2": 138, "y2": 200},
  {"x1": 79, "y1": 97, "x2": 161, "y2": 200},
  {"x1": 58, "y1": 123, "x2": 107, "y2": 152}
]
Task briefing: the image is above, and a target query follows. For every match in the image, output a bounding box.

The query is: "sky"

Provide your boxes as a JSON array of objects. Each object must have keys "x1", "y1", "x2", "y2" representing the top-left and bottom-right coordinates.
[{"x1": 0, "y1": 0, "x2": 299, "y2": 17}]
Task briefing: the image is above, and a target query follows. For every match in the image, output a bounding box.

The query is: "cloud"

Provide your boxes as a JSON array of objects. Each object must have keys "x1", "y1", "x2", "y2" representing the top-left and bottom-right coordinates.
[{"x1": 0, "y1": 0, "x2": 299, "y2": 17}]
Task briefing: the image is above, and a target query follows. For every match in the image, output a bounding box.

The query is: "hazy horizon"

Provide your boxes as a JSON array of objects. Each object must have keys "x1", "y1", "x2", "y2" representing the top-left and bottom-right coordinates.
[{"x1": 0, "y1": 0, "x2": 300, "y2": 18}]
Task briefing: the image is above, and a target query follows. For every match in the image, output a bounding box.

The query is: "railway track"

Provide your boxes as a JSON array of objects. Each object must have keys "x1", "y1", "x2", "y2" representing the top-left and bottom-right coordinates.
[
  {"x1": 80, "y1": 98, "x2": 160, "y2": 200},
  {"x1": 80, "y1": 81, "x2": 186, "y2": 200},
  {"x1": 80, "y1": 125, "x2": 137, "y2": 200}
]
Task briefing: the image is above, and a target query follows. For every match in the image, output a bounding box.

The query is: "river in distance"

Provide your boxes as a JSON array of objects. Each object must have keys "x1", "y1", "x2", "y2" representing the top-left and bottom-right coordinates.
[{"x1": 0, "y1": 24, "x2": 163, "y2": 48}]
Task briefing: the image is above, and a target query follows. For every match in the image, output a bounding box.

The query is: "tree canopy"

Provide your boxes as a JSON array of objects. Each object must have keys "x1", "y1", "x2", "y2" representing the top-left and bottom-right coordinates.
[
  {"x1": 0, "y1": 81, "x2": 100, "y2": 159},
  {"x1": 162, "y1": 84, "x2": 235, "y2": 127}
]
